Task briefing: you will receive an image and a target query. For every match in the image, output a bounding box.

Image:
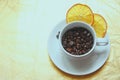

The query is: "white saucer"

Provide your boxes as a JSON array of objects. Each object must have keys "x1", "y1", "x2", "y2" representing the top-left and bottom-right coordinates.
[{"x1": 47, "y1": 20, "x2": 110, "y2": 76}]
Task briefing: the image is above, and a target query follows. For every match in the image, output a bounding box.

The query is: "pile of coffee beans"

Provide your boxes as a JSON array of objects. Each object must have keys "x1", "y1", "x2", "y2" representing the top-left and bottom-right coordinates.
[{"x1": 62, "y1": 27, "x2": 93, "y2": 55}]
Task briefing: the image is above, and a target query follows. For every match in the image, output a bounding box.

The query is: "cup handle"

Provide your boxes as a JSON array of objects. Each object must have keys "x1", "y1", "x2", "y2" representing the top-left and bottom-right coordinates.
[
  {"x1": 96, "y1": 38, "x2": 108, "y2": 46},
  {"x1": 56, "y1": 31, "x2": 60, "y2": 39}
]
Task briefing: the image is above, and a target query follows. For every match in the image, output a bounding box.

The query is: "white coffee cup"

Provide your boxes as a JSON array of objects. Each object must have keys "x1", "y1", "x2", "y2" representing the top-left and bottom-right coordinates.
[{"x1": 57, "y1": 21, "x2": 108, "y2": 60}]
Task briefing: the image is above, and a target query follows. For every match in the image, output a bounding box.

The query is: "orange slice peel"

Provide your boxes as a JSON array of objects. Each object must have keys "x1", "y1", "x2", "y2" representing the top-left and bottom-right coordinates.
[
  {"x1": 92, "y1": 14, "x2": 107, "y2": 38},
  {"x1": 66, "y1": 3, "x2": 94, "y2": 25}
]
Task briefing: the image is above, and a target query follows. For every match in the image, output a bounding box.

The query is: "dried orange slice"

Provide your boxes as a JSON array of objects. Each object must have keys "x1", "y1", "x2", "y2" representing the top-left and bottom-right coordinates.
[
  {"x1": 92, "y1": 14, "x2": 107, "y2": 37},
  {"x1": 66, "y1": 3, "x2": 94, "y2": 25}
]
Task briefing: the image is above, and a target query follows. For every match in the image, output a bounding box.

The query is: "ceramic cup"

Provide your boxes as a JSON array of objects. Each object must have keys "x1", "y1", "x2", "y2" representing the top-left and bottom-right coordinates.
[{"x1": 57, "y1": 21, "x2": 108, "y2": 60}]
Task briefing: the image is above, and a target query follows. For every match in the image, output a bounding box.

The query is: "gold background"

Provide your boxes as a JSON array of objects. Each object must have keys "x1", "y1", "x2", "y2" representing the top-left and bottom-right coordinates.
[{"x1": 0, "y1": 0, "x2": 120, "y2": 80}]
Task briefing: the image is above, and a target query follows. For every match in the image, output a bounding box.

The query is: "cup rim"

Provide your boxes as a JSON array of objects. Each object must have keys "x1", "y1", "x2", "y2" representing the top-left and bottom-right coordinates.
[{"x1": 59, "y1": 21, "x2": 96, "y2": 58}]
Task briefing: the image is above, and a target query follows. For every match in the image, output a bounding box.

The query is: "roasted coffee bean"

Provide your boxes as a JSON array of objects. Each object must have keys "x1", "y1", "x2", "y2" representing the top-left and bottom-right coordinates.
[
  {"x1": 66, "y1": 48, "x2": 72, "y2": 52},
  {"x1": 77, "y1": 37, "x2": 80, "y2": 39},
  {"x1": 76, "y1": 39, "x2": 80, "y2": 43},
  {"x1": 69, "y1": 41, "x2": 74, "y2": 46},
  {"x1": 63, "y1": 41, "x2": 67, "y2": 45},
  {"x1": 76, "y1": 45, "x2": 80, "y2": 49},
  {"x1": 87, "y1": 32, "x2": 90, "y2": 36},
  {"x1": 62, "y1": 27, "x2": 93, "y2": 55},
  {"x1": 83, "y1": 31, "x2": 87, "y2": 34},
  {"x1": 76, "y1": 32, "x2": 79, "y2": 36},
  {"x1": 81, "y1": 38, "x2": 84, "y2": 42},
  {"x1": 73, "y1": 37, "x2": 77, "y2": 41}
]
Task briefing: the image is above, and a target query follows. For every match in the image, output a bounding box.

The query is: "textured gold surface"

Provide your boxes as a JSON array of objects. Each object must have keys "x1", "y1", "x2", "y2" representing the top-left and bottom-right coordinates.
[{"x1": 0, "y1": 0, "x2": 120, "y2": 80}]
